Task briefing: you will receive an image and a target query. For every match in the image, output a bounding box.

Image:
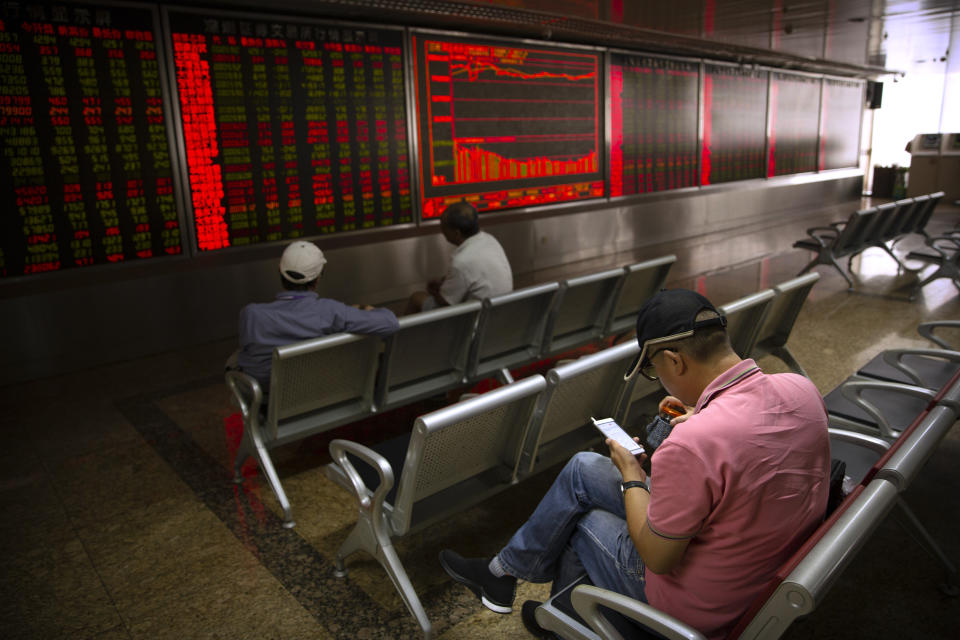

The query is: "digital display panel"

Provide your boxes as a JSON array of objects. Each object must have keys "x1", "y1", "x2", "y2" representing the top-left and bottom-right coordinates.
[
  {"x1": 0, "y1": 1, "x2": 181, "y2": 278},
  {"x1": 819, "y1": 78, "x2": 862, "y2": 170},
  {"x1": 168, "y1": 11, "x2": 411, "y2": 250},
  {"x1": 414, "y1": 34, "x2": 603, "y2": 217},
  {"x1": 769, "y1": 72, "x2": 820, "y2": 176},
  {"x1": 610, "y1": 53, "x2": 698, "y2": 197},
  {"x1": 701, "y1": 64, "x2": 768, "y2": 185}
]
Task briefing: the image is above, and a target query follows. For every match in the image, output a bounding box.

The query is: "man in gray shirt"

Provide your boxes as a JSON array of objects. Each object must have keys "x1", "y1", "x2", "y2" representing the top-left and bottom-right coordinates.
[
  {"x1": 237, "y1": 240, "x2": 399, "y2": 390},
  {"x1": 406, "y1": 202, "x2": 513, "y2": 314}
]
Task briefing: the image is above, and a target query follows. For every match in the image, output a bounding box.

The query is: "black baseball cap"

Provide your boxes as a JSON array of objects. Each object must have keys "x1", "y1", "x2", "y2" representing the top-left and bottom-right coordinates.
[{"x1": 624, "y1": 289, "x2": 727, "y2": 380}]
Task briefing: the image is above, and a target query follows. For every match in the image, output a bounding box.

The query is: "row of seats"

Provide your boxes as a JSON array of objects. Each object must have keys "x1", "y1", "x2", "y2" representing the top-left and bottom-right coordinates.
[
  {"x1": 321, "y1": 273, "x2": 824, "y2": 638},
  {"x1": 226, "y1": 254, "x2": 677, "y2": 527},
  {"x1": 793, "y1": 191, "x2": 944, "y2": 291},
  {"x1": 536, "y1": 328, "x2": 960, "y2": 640}
]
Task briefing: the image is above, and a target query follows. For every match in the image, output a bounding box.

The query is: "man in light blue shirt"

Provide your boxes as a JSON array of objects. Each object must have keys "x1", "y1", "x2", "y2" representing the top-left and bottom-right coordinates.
[{"x1": 237, "y1": 241, "x2": 399, "y2": 390}]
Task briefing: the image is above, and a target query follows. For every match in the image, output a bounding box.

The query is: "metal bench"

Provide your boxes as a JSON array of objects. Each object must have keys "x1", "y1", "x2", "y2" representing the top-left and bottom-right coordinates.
[
  {"x1": 374, "y1": 301, "x2": 481, "y2": 411},
  {"x1": 542, "y1": 268, "x2": 626, "y2": 357},
  {"x1": 794, "y1": 207, "x2": 878, "y2": 289},
  {"x1": 604, "y1": 255, "x2": 677, "y2": 336},
  {"x1": 718, "y1": 289, "x2": 776, "y2": 359},
  {"x1": 324, "y1": 374, "x2": 548, "y2": 639},
  {"x1": 226, "y1": 332, "x2": 383, "y2": 527},
  {"x1": 520, "y1": 340, "x2": 640, "y2": 477},
  {"x1": 466, "y1": 281, "x2": 560, "y2": 384},
  {"x1": 749, "y1": 272, "x2": 819, "y2": 376}
]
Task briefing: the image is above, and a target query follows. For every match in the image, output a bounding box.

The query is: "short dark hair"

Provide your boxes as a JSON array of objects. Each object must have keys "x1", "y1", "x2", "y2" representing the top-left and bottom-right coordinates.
[
  {"x1": 657, "y1": 309, "x2": 732, "y2": 363},
  {"x1": 280, "y1": 274, "x2": 316, "y2": 291},
  {"x1": 441, "y1": 201, "x2": 479, "y2": 238}
]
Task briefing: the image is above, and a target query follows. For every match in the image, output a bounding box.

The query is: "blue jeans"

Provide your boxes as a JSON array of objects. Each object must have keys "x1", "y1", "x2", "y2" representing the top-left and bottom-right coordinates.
[{"x1": 496, "y1": 452, "x2": 648, "y2": 601}]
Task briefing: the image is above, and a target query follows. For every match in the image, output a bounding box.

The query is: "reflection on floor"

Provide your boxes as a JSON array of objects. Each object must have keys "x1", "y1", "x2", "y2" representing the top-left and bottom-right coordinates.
[{"x1": 1, "y1": 205, "x2": 959, "y2": 639}]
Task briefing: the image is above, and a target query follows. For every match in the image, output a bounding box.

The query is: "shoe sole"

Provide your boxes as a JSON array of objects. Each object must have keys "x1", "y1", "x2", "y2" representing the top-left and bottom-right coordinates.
[{"x1": 439, "y1": 553, "x2": 513, "y2": 614}]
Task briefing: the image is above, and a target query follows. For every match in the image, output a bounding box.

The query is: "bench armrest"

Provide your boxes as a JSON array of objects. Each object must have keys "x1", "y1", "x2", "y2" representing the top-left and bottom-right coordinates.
[
  {"x1": 328, "y1": 439, "x2": 395, "y2": 516},
  {"x1": 839, "y1": 380, "x2": 937, "y2": 440},
  {"x1": 917, "y1": 321, "x2": 960, "y2": 350},
  {"x1": 880, "y1": 348, "x2": 960, "y2": 386},
  {"x1": 804, "y1": 227, "x2": 839, "y2": 246},
  {"x1": 225, "y1": 370, "x2": 264, "y2": 429},
  {"x1": 924, "y1": 235, "x2": 960, "y2": 256},
  {"x1": 570, "y1": 585, "x2": 707, "y2": 640}
]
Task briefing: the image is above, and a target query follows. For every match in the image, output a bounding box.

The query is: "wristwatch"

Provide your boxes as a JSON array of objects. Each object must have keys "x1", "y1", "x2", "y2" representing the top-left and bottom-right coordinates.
[{"x1": 620, "y1": 480, "x2": 648, "y2": 495}]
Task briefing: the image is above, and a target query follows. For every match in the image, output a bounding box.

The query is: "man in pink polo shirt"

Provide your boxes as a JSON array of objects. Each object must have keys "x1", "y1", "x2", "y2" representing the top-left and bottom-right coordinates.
[{"x1": 440, "y1": 289, "x2": 830, "y2": 639}]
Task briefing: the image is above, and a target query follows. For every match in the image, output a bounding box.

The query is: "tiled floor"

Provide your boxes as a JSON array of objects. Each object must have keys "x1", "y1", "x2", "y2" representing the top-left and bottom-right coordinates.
[{"x1": 1, "y1": 205, "x2": 959, "y2": 639}]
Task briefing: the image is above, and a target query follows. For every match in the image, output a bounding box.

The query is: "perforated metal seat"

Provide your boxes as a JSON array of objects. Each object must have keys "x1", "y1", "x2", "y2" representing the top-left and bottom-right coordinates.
[
  {"x1": 374, "y1": 300, "x2": 481, "y2": 411},
  {"x1": 718, "y1": 289, "x2": 776, "y2": 359},
  {"x1": 604, "y1": 255, "x2": 676, "y2": 336},
  {"x1": 226, "y1": 332, "x2": 382, "y2": 527},
  {"x1": 521, "y1": 340, "x2": 640, "y2": 477},
  {"x1": 749, "y1": 272, "x2": 819, "y2": 376},
  {"x1": 325, "y1": 374, "x2": 547, "y2": 639},
  {"x1": 542, "y1": 268, "x2": 626, "y2": 357},
  {"x1": 467, "y1": 281, "x2": 560, "y2": 383}
]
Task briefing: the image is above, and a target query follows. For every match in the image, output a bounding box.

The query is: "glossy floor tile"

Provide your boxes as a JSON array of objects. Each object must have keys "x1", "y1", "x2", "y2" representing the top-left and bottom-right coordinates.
[{"x1": 1, "y1": 203, "x2": 959, "y2": 639}]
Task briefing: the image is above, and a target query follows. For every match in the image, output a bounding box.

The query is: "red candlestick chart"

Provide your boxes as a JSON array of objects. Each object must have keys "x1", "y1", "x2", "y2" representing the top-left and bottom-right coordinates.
[{"x1": 416, "y1": 36, "x2": 603, "y2": 216}]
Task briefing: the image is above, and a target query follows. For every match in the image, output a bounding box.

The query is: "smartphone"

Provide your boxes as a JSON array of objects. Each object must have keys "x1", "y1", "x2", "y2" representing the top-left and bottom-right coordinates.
[{"x1": 591, "y1": 417, "x2": 645, "y2": 456}]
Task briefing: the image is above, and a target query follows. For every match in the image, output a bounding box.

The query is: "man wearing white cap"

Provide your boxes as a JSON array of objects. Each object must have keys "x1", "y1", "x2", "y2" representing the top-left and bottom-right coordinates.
[{"x1": 236, "y1": 240, "x2": 399, "y2": 390}]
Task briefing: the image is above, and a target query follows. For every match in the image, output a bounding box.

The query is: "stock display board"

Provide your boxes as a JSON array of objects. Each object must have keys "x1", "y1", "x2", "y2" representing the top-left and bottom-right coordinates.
[
  {"x1": 701, "y1": 64, "x2": 768, "y2": 184},
  {"x1": 768, "y1": 72, "x2": 820, "y2": 176},
  {"x1": 168, "y1": 11, "x2": 411, "y2": 250},
  {"x1": 414, "y1": 34, "x2": 603, "y2": 217},
  {"x1": 820, "y1": 77, "x2": 862, "y2": 170},
  {"x1": 0, "y1": 1, "x2": 181, "y2": 278},
  {"x1": 610, "y1": 53, "x2": 699, "y2": 197}
]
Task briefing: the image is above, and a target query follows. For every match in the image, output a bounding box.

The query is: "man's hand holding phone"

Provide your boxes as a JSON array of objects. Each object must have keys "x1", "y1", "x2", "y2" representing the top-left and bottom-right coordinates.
[{"x1": 592, "y1": 417, "x2": 647, "y2": 483}]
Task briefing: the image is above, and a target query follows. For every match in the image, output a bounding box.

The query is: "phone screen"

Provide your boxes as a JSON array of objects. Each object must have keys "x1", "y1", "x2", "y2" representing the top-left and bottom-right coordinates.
[{"x1": 592, "y1": 417, "x2": 644, "y2": 456}]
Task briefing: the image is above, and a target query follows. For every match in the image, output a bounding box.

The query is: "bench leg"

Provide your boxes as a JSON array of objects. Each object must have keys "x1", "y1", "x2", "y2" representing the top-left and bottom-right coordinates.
[
  {"x1": 895, "y1": 499, "x2": 959, "y2": 596},
  {"x1": 238, "y1": 421, "x2": 295, "y2": 528},
  {"x1": 333, "y1": 518, "x2": 433, "y2": 638}
]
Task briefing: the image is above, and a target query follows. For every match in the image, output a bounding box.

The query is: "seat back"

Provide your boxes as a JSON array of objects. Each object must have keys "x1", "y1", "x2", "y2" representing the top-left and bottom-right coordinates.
[
  {"x1": 883, "y1": 199, "x2": 917, "y2": 239},
  {"x1": 901, "y1": 194, "x2": 929, "y2": 234},
  {"x1": 604, "y1": 255, "x2": 677, "y2": 335},
  {"x1": 521, "y1": 341, "x2": 640, "y2": 476},
  {"x1": 832, "y1": 208, "x2": 876, "y2": 255},
  {"x1": 267, "y1": 332, "x2": 381, "y2": 443},
  {"x1": 735, "y1": 478, "x2": 899, "y2": 639},
  {"x1": 752, "y1": 272, "x2": 819, "y2": 357},
  {"x1": 861, "y1": 202, "x2": 898, "y2": 246},
  {"x1": 389, "y1": 374, "x2": 547, "y2": 535},
  {"x1": 375, "y1": 301, "x2": 481, "y2": 411},
  {"x1": 542, "y1": 268, "x2": 626, "y2": 356},
  {"x1": 914, "y1": 190, "x2": 944, "y2": 233},
  {"x1": 719, "y1": 289, "x2": 776, "y2": 359},
  {"x1": 467, "y1": 282, "x2": 560, "y2": 381}
]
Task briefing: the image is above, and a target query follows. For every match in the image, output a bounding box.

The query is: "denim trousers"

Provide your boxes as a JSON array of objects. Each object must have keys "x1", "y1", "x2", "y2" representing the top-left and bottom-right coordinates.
[{"x1": 496, "y1": 451, "x2": 648, "y2": 601}]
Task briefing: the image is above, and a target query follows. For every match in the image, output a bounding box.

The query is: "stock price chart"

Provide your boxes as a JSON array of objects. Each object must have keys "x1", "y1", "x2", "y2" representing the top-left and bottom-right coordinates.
[
  {"x1": 610, "y1": 53, "x2": 699, "y2": 196},
  {"x1": 0, "y1": 1, "x2": 181, "y2": 278},
  {"x1": 169, "y1": 12, "x2": 411, "y2": 250},
  {"x1": 702, "y1": 64, "x2": 768, "y2": 185},
  {"x1": 415, "y1": 35, "x2": 603, "y2": 217}
]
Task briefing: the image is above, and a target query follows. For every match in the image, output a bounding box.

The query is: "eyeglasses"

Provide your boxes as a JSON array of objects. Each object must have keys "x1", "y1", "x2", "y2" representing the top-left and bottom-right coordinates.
[{"x1": 640, "y1": 347, "x2": 675, "y2": 381}]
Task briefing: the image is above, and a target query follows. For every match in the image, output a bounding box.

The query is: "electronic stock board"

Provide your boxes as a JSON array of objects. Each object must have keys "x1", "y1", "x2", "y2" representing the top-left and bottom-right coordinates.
[
  {"x1": 820, "y1": 77, "x2": 862, "y2": 170},
  {"x1": 168, "y1": 10, "x2": 412, "y2": 250},
  {"x1": 702, "y1": 64, "x2": 768, "y2": 184},
  {"x1": 0, "y1": 1, "x2": 180, "y2": 277},
  {"x1": 414, "y1": 34, "x2": 603, "y2": 217},
  {"x1": 769, "y1": 71, "x2": 821, "y2": 176},
  {"x1": 610, "y1": 53, "x2": 699, "y2": 196}
]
